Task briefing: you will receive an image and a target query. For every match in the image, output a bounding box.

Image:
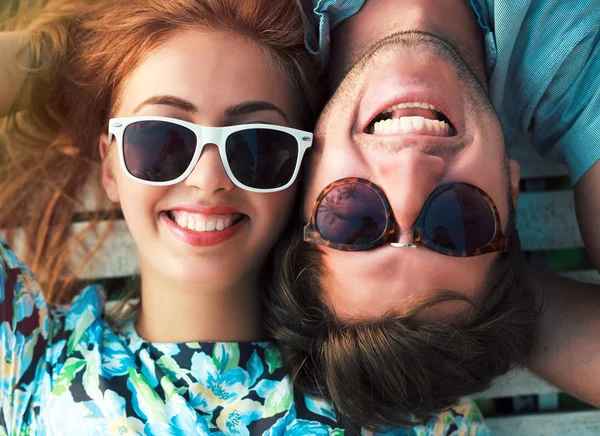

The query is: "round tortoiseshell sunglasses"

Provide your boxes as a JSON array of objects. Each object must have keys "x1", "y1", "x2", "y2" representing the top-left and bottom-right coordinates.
[{"x1": 303, "y1": 177, "x2": 507, "y2": 257}]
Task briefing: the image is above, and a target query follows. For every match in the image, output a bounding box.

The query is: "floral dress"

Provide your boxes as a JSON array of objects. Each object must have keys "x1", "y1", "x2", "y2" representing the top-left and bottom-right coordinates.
[{"x1": 0, "y1": 238, "x2": 492, "y2": 435}]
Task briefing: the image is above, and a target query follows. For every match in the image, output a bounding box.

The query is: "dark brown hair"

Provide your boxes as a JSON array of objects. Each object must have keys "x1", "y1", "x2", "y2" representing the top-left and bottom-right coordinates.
[
  {"x1": 0, "y1": 0, "x2": 325, "y2": 304},
  {"x1": 265, "y1": 201, "x2": 538, "y2": 430}
]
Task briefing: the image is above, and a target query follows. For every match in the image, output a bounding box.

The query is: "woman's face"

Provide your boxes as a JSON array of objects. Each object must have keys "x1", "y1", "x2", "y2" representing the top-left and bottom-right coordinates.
[{"x1": 100, "y1": 29, "x2": 300, "y2": 289}]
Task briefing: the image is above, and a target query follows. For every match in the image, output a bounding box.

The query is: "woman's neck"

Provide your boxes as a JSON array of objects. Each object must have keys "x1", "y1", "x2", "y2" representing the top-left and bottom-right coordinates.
[{"x1": 134, "y1": 263, "x2": 265, "y2": 343}]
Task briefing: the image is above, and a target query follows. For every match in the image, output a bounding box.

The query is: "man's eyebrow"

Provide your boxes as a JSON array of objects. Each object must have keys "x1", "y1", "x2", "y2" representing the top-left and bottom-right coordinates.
[
  {"x1": 406, "y1": 289, "x2": 476, "y2": 319},
  {"x1": 133, "y1": 95, "x2": 197, "y2": 114},
  {"x1": 225, "y1": 101, "x2": 288, "y2": 123}
]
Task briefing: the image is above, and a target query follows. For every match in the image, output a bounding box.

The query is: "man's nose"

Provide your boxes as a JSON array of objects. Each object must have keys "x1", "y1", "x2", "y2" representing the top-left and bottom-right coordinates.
[
  {"x1": 184, "y1": 143, "x2": 235, "y2": 194},
  {"x1": 377, "y1": 148, "x2": 445, "y2": 243}
]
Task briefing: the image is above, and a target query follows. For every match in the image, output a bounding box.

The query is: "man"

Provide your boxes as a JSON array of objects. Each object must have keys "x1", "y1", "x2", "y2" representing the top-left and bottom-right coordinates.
[
  {"x1": 309, "y1": 0, "x2": 600, "y2": 411},
  {"x1": 268, "y1": 0, "x2": 538, "y2": 429},
  {"x1": 272, "y1": 0, "x2": 600, "y2": 427}
]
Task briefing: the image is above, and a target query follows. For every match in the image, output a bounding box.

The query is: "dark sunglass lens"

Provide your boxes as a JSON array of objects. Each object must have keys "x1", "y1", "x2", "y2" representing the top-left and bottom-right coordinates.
[
  {"x1": 423, "y1": 185, "x2": 496, "y2": 251},
  {"x1": 123, "y1": 121, "x2": 196, "y2": 182},
  {"x1": 316, "y1": 183, "x2": 388, "y2": 245},
  {"x1": 225, "y1": 129, "x2": 298, "y2": 189}
]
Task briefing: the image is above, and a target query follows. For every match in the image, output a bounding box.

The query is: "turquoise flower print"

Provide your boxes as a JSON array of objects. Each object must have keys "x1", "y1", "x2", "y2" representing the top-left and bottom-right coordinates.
[
  {"x1": 43, "y1": 389, "x2": 95, "y2": 434},
  {"x1": 264, "y1": 344, "x2": 283, "y2": 374},
  {"x1": 262, "y1": 405, "x2": 296, "y2": 436},
  {"x1": 156, "y1": 354, "x2": 194, "y2": 387},
  {"x1": 262, "y1": 377, "x2": 293, "y2": 419},
  {"x1": 2, "y1": 388, "x2": 31, "y2": 433},
  {"x1": 304, "y1": 396, "x2": 337, "y2": 422},
  {"x1": 13, "y1": 270, "x2": 50, "y2": 336},
  {"x1": 215, "y1": 398, "x2": 263, "y2": 436},
  {"x1": 246, "y1": 350, "x2": 264, "y2": 386},
  {"x1": 168, "y1": 394, "x2": 210, "y2": 434},
  {"x1": 83, "y1": 390, "x2": 144, "y2": 435},
  {"x1": 138, "y1": 348, "x2": 160, "y2": 388},
  {"x1": 65, "y1": 287, "x2": 104, "y2": 354},
  {"x1": 152, "y1": 342, "x2": 181, "y2": 357},
  {"x1": 13, "y1": 277, "x2": 35, "y2": 323},
  {"x1": 100, "y1": 333, "x2": 136, "y2": 379},
  {"x1": 142, "y1": 395, "x2": 211, "y2": 436},
  {"x1": 0, "y1": 264, "x2": 5, "y2": 306},
  {"x1": 0, "y1": 323, "x2": 37, "y2": 397},
  {"x1": 188, "y1": 346, "x2": 251, "y2": 413},
  {"x1": 284, "y1": 419, "x2": 334, "y2": 435},
  {"x1": 127, "y1": 367, "x2": 167, "y2": 423}
]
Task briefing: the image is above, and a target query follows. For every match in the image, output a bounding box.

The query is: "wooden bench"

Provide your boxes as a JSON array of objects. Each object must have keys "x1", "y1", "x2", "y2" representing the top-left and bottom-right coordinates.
[
  {"x1": 3, "y1": 140, "x2": 600, "y2": 435},
  {"x1": 476, "y1": 143, "x2": 600, "y2": 435}
]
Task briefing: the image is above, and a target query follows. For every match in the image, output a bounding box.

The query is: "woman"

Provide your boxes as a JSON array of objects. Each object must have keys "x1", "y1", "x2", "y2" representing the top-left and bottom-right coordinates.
[{"x1": 0, "y1": 0, "x2": 491, "y2": 433}]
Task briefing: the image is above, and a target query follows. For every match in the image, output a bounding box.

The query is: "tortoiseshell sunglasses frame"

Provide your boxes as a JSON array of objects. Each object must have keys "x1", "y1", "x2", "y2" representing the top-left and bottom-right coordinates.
[{"x1": 303, "y1": 177, "x2": 507, "y2": 257}]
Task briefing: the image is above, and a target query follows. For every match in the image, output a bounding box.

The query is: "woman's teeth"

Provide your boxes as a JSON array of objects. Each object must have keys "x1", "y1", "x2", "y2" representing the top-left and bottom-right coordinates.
[
  {"x1": 169, "y1": 211, "x2": 238, "y2": 232},
  {"x1": 373, "y1": 116, "x2": 450, "y2": 134}
]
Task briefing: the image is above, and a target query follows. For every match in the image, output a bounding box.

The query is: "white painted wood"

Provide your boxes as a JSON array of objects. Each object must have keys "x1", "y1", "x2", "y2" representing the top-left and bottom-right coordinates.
[
  {"x1": 475, "y1": 368, "x2": 559, "y2": 399},
  {"x1": 75, "y1": 175, "x2": 114, "y2": 213},
  {"x1": 4, "y1": 220, "x2": 139, "y2": 279},
  {"x1": 560, "y1": 270, "x2": 600, "y2": 284},
  {"x1": 69, "y1": 220, "x2": 139, "y2": 279},
  {"x1": 517, "y1": 191, "x2": 583, "y2": 251},
  {"x1": 487, "y1": 410, "x2": 600, "y2": 436}
]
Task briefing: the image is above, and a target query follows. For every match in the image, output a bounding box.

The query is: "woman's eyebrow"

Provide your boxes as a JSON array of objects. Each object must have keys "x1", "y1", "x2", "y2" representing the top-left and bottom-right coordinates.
[
  {"x1": 132, "y1": 96, "x2": 288, "y2": 122},
  {"x1": 133, "y1": 95, "x2": 197, "y2": 114},
  {"x1": 225, "y1": 101, "x2": 288, "y2": 122}
]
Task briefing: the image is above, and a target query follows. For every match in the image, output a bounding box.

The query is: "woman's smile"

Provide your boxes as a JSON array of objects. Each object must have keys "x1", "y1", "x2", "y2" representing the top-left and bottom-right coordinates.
[{"x1": 161, "y1": 205, "x2": 248, "y2": 247}]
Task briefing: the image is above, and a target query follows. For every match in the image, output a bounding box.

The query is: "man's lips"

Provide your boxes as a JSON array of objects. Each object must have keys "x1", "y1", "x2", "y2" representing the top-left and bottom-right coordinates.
[{"x1": 365, "y1": 100, "x2": 456, "y2": 136}]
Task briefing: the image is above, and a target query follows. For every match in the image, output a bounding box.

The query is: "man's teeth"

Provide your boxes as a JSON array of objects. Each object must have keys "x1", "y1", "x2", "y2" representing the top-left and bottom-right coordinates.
[
  {"x1": 171, "y1": 212, "x2": 236, "y2": 232},
  {"x1": 373, "y1": 116, "x2": 450, "y2": 134},
  {"x1": 384, "y1": 101, "x2": 437, "y2": 112}
]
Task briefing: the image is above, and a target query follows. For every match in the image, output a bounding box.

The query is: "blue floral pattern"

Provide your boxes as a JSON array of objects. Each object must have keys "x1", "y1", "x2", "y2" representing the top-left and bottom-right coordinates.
[{"x1": 0, "y1": 238, "x2": 492, "y2": 435}]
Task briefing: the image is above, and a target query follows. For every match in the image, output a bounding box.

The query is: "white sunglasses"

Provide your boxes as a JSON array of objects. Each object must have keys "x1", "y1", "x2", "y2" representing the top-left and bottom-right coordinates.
[{"x1": 108, "y1": 116, "x2": 313, "y2": 193}]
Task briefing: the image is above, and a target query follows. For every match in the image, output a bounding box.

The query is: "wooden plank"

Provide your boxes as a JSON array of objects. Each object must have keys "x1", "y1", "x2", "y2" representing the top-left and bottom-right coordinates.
[
  {"x1": 517, "y1": 191, "x2": 583, "y2": 251},
  {"x1": 70, "y1": 220, "x2": 138, "y2": 279},
  {"x1": 475, "y1": 368, "x2": 559, "y2": 399},
  {"x1": 75, "y1": 175, "x2": 114, "y2": 213},
  {"x1": 5, "y1": 225, "x2": 596, "y2": 282},
  {"x1": 561, "y1": 270, "x2": 600, "y2": 284},
  {"x1": 487, "y1": 410, "x2": 600, "y2": 436},
  {"x1": 5, "y1": 220, "x2": 139, "y2": 279},
  {"x1": 508, "y1": 144, "x2": 569, "y2": 179}
]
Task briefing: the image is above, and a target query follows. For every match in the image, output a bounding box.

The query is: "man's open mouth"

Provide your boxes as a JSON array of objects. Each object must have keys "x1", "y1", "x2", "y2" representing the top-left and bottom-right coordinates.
[{"x1": 365, "y1": 101, "x2": 456, "y2": 137}]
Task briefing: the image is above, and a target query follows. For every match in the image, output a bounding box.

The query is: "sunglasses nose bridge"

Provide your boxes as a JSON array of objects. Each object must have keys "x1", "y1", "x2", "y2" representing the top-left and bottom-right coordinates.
[
  {"x1": 390, "y1": 224, "x2": 417, "y2": 246},
  {"x1": 198, "y1": 126, "x2": 223, "y2": 152}
]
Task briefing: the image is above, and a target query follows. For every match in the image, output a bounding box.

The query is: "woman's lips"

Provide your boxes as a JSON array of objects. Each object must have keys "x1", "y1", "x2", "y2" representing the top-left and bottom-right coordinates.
[{"x1": 161, "y1": 211, "x2": 247, "y2": 247}]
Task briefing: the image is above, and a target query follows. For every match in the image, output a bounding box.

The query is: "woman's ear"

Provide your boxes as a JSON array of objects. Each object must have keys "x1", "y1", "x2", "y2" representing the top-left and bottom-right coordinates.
[
  {"x1": 99, "y1": 134, "x2": 120, "y2": 203},
  {"x1": 509, "y1": 159, "x2": 521, "y2": 208}
]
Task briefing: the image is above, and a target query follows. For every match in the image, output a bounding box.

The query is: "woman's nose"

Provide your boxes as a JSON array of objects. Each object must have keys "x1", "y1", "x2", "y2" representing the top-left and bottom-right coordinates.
[
  {"x1": 377, "y1": 148, "x2": 445, "y2": 243},
  {"x1": 184, "y1": 144, "x2": 235, "y2": 194}
]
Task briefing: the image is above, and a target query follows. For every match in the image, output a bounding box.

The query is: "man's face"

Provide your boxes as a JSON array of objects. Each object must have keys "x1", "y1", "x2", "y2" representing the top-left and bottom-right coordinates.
[{"x1": 303, "y1": 0, "x2": 521, "y2": 320}]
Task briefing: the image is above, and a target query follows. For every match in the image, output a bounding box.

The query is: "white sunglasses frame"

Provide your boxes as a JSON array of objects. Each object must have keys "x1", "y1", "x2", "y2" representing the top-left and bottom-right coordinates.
[{"x1": 108, "y1": 116, "x2": 313, "y2": 193}]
